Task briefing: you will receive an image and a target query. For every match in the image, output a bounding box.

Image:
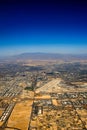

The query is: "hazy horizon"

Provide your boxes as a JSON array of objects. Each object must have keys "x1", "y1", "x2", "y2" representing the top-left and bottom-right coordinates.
[
  {"x1": 1, "y1": 52, "x2": 87, "y2": 59},
  {"x1": 0, "y1": 0, "x2": 87, "y2": 56}
]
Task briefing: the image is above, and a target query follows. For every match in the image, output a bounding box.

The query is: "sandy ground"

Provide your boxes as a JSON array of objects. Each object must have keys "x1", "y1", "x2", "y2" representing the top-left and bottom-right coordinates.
[
  {"x1": 35, "y1": 94, "x2": 51, "y2": 100},
  {"x1": 20, "y1": 90, "x2": 34, "y2": 99},
  {"x1": 72, "y1": 82, "x2": 87, "y2": 86},
  {"x1": 52, "y1": 99, "x2": 58, "y2": 106},
  {"x1": 5, "y1": 100, "x2": 33, "y2": 130},
  {"x1": 5, "y1": 90, "x2": 34, "y2": 130},
  {"x1": 0, "y1": 110, "x2": 3, "y2": 116},
  {"x1": 77, "y1": 109, "x2": 87, "y2": 129}
]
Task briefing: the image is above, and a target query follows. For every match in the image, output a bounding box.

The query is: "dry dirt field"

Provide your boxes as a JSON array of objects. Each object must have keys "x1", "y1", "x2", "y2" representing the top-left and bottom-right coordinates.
[
  {"x1": 21, "y1": 60, "x2": 63, "y2": 66},
  {"x1": 4, "y1": 90, "x2": 34, "y2": 130},
  {"x1": 5, "y1": 100, "x2": 33, "y2": 130}
]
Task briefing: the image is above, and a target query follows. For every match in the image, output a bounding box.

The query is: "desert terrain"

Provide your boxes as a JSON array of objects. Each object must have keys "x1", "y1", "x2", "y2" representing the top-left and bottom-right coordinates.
[{"x1": 0, "y1": 59, "x2": 87, "y2": 130}]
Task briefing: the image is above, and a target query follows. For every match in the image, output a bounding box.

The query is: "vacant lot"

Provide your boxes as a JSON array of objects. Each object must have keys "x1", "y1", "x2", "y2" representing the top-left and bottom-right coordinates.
[{"x1": 5, "y1": 100, "x2": 33, "y2": 130}]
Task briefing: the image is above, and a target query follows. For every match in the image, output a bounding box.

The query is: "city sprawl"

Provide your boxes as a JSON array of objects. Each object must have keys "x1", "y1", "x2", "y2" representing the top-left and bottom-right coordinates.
[{"x1": 0, "y1": 61, "x2": 87, "y2": 130}]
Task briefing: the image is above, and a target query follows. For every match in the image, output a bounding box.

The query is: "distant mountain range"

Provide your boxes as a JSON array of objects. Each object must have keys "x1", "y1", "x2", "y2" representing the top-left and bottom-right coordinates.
[{"x1": 0, "y1": 53, "x2": 87, "y2": 62}]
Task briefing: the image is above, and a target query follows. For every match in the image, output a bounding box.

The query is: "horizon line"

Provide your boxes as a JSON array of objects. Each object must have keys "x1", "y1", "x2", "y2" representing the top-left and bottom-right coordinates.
[{"x1": 0, "y1": 52, "x2": 87, "y2": 58}]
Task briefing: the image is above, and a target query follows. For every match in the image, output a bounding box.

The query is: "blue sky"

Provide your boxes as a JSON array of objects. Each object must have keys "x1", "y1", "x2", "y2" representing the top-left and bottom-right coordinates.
[{"x1": 0, "y1": 0, "x2": 87, "y2": 56}]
